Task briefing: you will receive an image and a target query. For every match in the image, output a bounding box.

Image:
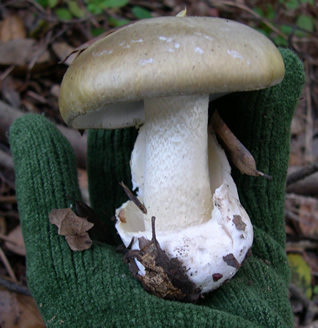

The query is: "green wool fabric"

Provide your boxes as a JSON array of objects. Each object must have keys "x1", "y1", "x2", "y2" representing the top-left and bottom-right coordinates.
[{"x1": 10, "y1": 48, "x2": 304, "y2": 328}]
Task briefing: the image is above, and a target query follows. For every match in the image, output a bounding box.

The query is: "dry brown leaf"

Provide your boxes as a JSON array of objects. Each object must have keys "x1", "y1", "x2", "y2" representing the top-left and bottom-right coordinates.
[
  {"x1": 211, "y1": 111, "x2": 272, "y2": 179},
  {"x1": 298, "y1": 201, "x2": 318, "y2": 237},
  {"x1": 0, "y1": 287, "x2": 45, "y2": 328},
  {"x1": 0, "y1": 39, "x2": 35, "y2": 66},
  {"x1": 0, "y1": 39, "x2": 53, "y2": 71},
  {"x1": 65, "y1": 234, "x2": 93, "y2": 251},
  {"x1": 51, "y1": 42, "x2": 75, "y2": 65},
  {"x1": 289, "y1": 136, "x2": 307, "y2": 166},
  {"x1": 0, "y1": 14, "x2": 26, "y2": 42},
  {"x1": 285, "y1": 194, "x2": 318, "y2": 238},
  {"x1": 4, "y1": 225, "x2": 26, "y2": 256},
  {"x1": 49, "y1": 208, "x2": 94, "y2": 251}
]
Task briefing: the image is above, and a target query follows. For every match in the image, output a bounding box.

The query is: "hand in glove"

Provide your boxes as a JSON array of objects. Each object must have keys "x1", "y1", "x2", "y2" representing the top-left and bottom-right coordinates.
[{"x1": 10, "y1": 48, "x2": 304, "y2": 328}]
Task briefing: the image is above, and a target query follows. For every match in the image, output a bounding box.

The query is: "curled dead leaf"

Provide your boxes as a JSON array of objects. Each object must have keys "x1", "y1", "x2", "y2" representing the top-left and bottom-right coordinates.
[
  {"x1": 211, "y1": 110, "x2": 272, "y2": 180},
  {"x1": 0, "y1": 14, "x2": 26, "y2": 42},
  {"x1": 49, "y1": 208, "x2": 94, "y2": 251},
  {"x1": 0, "y1": 287, "x2": 45, "y2": 328},
  {"x1": 0, "y1": 39, "x2": 53, "y2": 72},
  {"x1": 124, "y1": 217, "x2": 201, "y2": 302}
]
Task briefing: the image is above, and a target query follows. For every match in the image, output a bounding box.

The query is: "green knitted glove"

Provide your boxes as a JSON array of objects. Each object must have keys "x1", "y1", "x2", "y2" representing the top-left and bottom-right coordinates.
[{"x1": 10, "y1": 48, "x2": 304, "y2": 328}]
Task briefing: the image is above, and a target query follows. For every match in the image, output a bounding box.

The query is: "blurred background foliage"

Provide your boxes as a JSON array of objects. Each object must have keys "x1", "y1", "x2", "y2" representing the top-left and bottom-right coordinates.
[{"x1": 31, "y1": 0, "x2": 316, "y2": 45}]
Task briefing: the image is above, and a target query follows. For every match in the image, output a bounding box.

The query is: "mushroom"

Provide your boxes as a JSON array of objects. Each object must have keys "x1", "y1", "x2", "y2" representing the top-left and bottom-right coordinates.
[{"x1": 59, "y1": 16, "x2": 285, "y2": 302}]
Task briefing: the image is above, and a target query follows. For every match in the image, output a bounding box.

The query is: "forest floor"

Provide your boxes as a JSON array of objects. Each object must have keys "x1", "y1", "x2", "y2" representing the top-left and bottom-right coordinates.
[{"x1": 0, "y1": 0, "x2": 317, "y2": 327}]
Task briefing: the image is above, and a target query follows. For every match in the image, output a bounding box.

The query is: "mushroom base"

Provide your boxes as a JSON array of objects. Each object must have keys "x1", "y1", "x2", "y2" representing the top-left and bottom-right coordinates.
[
  {"x1": 116, "y1": 182, "x2": 253, "y2": 301},
  {"x1": 124, "y1": 217, "x2": 201, "y2": 303}
]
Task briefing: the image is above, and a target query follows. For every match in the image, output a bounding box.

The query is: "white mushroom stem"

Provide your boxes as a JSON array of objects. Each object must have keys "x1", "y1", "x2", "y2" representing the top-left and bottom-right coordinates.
[{"x1": 141, "y1": 94, "x2": 212, "y2": 231}]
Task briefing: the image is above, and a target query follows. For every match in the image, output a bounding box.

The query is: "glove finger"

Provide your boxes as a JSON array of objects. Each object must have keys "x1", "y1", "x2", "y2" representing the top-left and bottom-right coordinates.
[
  {"x1": 9, "y1": 114, "x2": 84, "y2": 311},
  {"x1": 87, "y1": 128, "x2": 138, "y2": 244},
  {"x1": 9, "y1": 114, "x2": 132, "y2": 324},
  {"x1": 10, "y1": 113, "x2": 82, "y2": 226},
  {"x1": 216, "y1": 48, "x2": 304, "y2": 246}
]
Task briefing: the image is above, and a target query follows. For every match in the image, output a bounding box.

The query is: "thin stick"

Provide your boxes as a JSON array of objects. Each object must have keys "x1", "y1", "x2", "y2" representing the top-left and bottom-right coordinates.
[
  {"x1": 286, "y1": 162, "x2": 318, "y2": 187},
  {"x1": 0, "y1": 195, "x2": 17, "y2": 204},
  {"x1": 0, "y1": 277, "x2": 31, "y2": 296},
  {"x1": 119, "y1": 181, "x2": 147, "y2": 214},
  {"x1": 0, "y1": 246, "x2": 17, "y2": 282},
  {"x1": 289, "y1": 283, "x2": 318, "y2": 325},
  {"x1": 304, "y1": 59, "x2": 314, "y2": 163},
  {"x1": 286, "y1": 240, "x2": 318, "y2": 251},
  {"x1": 209, "y1": 1, "x2": 287, "y2": 40}
]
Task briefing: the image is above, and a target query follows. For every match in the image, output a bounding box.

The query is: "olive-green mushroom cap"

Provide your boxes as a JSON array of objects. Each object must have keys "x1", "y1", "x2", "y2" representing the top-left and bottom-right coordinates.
[{"x1": 59, "y1": 16, "x2": 285, "y2": 129}]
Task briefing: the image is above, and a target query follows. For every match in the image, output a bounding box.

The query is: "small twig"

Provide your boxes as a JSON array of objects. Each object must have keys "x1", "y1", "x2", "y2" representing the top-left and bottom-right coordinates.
[
  {"x1": 286, "y1": 163, "x2": 318, "y2": 187},
  {"x1": 151, "y1": 216, "x2": 157, "y2": 242},
  {"x1": 0, "y1": 246, "x2": 17, "y2": 282},
  {"x1": 3, "y1": 0, "x2": 98, "y2": 24},
  {"x1": 0, "y1": 232, "x2": 20, "y2": 245},
  {"x1": 286, "y1": 240, "x2": 318, "y2": 251},
  {"x1": 28, "y1": 28, "x2": 63, "y2": 70},
  {"x1": 209, "y1": 0, "x2": 287, "y2": 39},
  {"x1": 119, "y1": 181, "x2": 147, "y2": 214},
  {"x1": 0, "y1": 65, "x2": 15, "y2": 81},
  {"x1": 20, "y1": 0, "x2": 46, "y2": 13},
  {"x1": 304, "y1": 59, "x2": 314, "y2": 163},
  {"x1": 0, "y1": 195, "x2": 17, "y2": 204},
  {"x1": 0, "y1": 210, "x2": 20, "y2": 220},
  {"x1": 285, "y1": 209, "x2": 306, "y2": 224},
  {"x1": 289, "y1": 283, "x2": 318, "y2": 325},
  {"x1": 0, "y1": 276, "x2": 31, "y2": 296}
]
